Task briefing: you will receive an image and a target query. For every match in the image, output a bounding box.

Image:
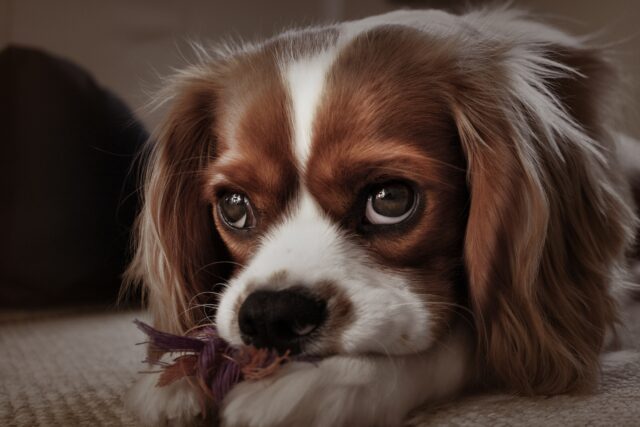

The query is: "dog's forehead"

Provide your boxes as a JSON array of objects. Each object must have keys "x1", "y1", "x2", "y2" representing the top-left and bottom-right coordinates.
[
  {"x1": 210, "y1": 21, "x2": 464, "y2": 239},
  {"x1": 221, "y1": 26, "x2": 455, "y2": 157}
]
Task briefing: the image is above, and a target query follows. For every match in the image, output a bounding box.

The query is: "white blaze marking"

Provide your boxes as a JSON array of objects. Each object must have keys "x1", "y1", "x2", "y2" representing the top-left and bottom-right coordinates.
[{"x1": 285, "y1": 50, "x2": 336, "y2": 169}]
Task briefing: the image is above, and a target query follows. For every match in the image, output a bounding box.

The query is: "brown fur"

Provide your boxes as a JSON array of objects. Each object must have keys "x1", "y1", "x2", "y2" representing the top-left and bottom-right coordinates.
[
  {"x1": 308, "y1": 28, "x2": 470, "y2": 341},
  {"x1": 127, "y1": 71, "x2": 230, "y2": 333},
  {"x1": 314, "y1": 280, "x2": 356, "y2": 354},
  {"x1": 450, "y1": 42, "x2": 634, "y2": 394}
]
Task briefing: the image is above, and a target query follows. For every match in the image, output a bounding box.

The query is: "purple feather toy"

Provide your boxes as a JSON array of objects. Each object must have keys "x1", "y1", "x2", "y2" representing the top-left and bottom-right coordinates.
[{"x1": 134, "y1": 320, "x2": 290, "y2": 406}]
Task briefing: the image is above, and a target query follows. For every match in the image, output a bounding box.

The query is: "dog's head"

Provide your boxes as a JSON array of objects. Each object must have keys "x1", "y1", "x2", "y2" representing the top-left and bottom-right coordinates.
[{"x1": 128, "y1": 9, "x2": 635, "y2": 394}]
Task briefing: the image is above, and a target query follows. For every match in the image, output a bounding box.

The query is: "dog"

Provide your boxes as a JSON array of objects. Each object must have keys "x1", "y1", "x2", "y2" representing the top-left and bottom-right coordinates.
[{"x1": 125, "y1": 7, "x2": 640, "y2": 426}]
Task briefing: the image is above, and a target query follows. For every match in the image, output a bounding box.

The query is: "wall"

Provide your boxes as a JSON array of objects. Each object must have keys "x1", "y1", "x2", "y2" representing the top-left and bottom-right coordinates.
[
  {"x1": 2, "y1": 0, "x2": 639, "y2": 134},
  {"x1": 0, "y1": 0, "x2": 10, "y2": 48},
  {"x1": 520, "y1": 0, "x2": 640, "y2": 136}
]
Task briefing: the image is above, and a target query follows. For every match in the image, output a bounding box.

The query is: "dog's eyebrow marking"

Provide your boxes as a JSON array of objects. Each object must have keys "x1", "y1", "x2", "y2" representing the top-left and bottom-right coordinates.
[{"x1": 284, "y1": 50, "x2": 336, "y2": 170}]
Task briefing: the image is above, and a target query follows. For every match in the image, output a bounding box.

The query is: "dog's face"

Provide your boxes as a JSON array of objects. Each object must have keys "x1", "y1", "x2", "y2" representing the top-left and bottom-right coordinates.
[
  {"x1": 209, "y1": 28, "x2": 469, "y2": 356},
  {"x1": 130, "y1": 10, "x2": 635, "y2": 394}
]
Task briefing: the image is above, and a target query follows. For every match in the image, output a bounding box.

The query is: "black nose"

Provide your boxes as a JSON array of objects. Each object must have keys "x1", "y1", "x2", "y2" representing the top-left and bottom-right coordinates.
[{"x1": 238, "y1": 289, "x2": 327, "y2": 354}]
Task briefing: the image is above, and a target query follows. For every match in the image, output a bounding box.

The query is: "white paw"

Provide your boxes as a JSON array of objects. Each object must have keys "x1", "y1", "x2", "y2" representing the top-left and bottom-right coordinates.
[
  {"x1": 126, "y1": 372, "x2": 203, "y2": 426},
  {"x1": 220, "y1": 357, "x2": 409, "y2": 427}
]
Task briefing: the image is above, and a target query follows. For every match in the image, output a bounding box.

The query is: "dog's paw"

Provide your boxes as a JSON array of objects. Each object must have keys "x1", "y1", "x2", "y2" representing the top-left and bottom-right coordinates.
[
  {"x1": 126, "y1": 372, "x2": 203, "y2": 426},
  {"x1": 220, "y1": 357, "x2": 410, "y2": 427}
]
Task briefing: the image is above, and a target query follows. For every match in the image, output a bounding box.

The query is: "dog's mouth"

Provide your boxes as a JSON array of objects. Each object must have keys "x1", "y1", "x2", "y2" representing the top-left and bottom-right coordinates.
[{"x1": 240, "y1": 341, "x2": 308, "y2": 357}]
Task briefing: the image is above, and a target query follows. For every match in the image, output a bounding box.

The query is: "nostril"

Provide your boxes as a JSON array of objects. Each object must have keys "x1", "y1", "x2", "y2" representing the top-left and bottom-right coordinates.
[
  {"x1": 292, "y1": 322, "x2": 317, "y2": 336},
  {"x1": 238, "y1": 313, "x2": 257, "y2": 344},
  {"x1": 274, "y1": 318, "x2": 318, "y2": 339}
]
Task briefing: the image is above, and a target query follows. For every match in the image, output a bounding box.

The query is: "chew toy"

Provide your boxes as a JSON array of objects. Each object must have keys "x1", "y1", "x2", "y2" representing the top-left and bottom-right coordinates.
[{"x1": 134, "y1": 320, "x2": 291, "y2": 405}]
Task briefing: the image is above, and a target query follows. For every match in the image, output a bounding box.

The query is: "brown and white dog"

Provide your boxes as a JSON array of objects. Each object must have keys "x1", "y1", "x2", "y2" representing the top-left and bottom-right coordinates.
[{"x1": 126, "y1": 7, "x2": 640, "y2": 427}]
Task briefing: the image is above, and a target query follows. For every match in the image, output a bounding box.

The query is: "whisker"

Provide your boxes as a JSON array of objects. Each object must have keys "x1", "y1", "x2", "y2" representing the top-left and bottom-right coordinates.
[{"x1": 196, "y1": 260, "x2": 246, "y2": 275}]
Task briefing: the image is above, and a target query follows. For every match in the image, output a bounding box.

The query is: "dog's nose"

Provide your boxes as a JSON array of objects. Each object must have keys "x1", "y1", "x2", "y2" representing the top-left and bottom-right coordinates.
[{"x1": 238, "y1": 289, "x2": 326, "y2": 354}]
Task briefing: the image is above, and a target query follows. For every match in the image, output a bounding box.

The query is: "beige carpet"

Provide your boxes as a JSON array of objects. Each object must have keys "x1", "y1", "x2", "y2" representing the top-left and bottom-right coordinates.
[
  {"x1": 0, "y1": 308, "x2": 145, "y2": 426},
  {"x1": 1, "y1": 305, "x2": 638, "y2": 426}
]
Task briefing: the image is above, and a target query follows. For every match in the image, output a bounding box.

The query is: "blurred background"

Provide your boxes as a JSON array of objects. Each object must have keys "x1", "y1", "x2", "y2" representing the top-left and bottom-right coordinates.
[
  {"x1": 1, "y1": 0, "x2": 639, "y2": 309},
  {"x1": 2, "y1": 0, "x2": 639, "y2": 129}
]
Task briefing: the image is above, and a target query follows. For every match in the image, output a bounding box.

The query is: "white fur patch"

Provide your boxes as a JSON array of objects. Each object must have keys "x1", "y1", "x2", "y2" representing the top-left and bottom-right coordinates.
[
  {"x1": 285, "y1": 51, "x2": 336, "y2": 169},
  {"x1": 126, "y1": 371, "x2": 202, "y2": 426}
]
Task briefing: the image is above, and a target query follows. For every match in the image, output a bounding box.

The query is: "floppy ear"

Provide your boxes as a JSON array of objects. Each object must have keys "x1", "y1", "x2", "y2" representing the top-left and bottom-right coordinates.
[
  {"x1": 125, "y1": 66, "x2": 231, "y2": 334},
  {"x1": 454, "y1": 36, "x2": 636, "y2": 394}
]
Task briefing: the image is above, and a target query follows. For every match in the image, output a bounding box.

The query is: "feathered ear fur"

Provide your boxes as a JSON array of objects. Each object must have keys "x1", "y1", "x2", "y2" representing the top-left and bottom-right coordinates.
[
  {"x1": 125, "y1": 64, "x2": 231, "y2": 334},
  {"x1": 452, "y1": 17, "x2": 636, "y2": 394}
]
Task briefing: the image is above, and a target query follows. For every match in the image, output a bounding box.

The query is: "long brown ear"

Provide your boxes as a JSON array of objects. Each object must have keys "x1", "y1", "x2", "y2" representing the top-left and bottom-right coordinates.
[
  {"x1": 454, "y1": 32, "x2": 636, "y2": 394},
  {"x1": 125, "y1": 65, "x2": 231, "y2": 333}
]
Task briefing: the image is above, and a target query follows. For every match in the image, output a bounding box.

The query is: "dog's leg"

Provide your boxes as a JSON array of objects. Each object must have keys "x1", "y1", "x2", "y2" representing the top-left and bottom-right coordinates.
[
  {"x1": 126, "y1": 371, "x2": 203, "y2": 426},
  {"x1": 220, "y1": 328, "x2": 470, "y2": 427}
]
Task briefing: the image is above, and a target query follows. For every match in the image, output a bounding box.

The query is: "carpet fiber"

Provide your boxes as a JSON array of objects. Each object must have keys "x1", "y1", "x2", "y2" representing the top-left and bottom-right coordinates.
[{"x1": 1, "y1": 305, "x2": 638, "y2": 426}]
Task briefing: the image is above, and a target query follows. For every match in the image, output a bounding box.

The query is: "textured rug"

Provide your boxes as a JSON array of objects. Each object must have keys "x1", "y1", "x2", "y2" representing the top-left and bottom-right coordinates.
[
  {"x1": 0, "y1": 308, "x2": 146, "y2": 426},
  {"x1": 1, "y1": 304, "x2": 638, "y2": 426}
]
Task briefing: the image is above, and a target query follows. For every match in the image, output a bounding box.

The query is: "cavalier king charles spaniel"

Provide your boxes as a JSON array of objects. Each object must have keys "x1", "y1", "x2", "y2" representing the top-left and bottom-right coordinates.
[{"x1": 126, "y1": 7, "x2": 639, "y2": 426}]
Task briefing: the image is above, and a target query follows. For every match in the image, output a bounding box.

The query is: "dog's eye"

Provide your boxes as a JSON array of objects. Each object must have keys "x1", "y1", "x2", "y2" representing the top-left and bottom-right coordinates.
[
  {"x1": 365, "y1": 182, "x2": 415, "y2": 225},
  {"x1": 219, "y1": 193, "x2": 256, "y2": 229}
]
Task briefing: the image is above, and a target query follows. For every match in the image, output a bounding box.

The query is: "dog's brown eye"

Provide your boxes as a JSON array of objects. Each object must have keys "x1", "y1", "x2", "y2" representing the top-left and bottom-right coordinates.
[
  {"x1": 219, "y1": 193, "x2": 255, "y2": 229},
  {"x1": 365, "y1": 182, "x2": 415, "y2": 225}
]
